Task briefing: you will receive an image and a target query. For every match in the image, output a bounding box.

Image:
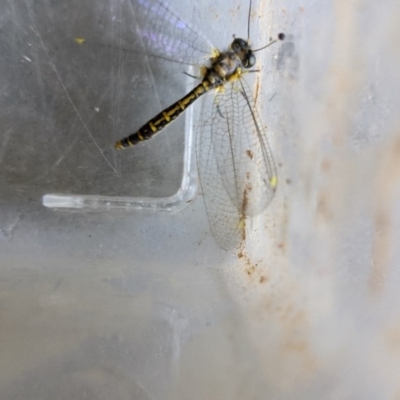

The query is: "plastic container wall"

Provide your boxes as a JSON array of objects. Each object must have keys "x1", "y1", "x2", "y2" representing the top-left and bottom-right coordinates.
[{"x1": 1, "y1": 0, "x2": 400, "y2": 399}]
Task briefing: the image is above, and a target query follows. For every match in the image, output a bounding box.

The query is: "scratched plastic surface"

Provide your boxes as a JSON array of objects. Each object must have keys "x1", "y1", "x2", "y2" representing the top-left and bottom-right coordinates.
[
  {"x1": 11, "y1": 0, "x2": 197, "y2": 212},
  {"x1": 1, "y1": 0, "x2": 400, "y2": 399}
]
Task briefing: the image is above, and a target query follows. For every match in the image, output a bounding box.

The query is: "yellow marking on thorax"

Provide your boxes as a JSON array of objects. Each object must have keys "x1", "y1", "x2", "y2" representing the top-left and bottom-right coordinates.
[
  {"x1": 210, "y1": 47, "x2": 220, "y2": 60},
  {"x1": 227, "y1": 67, "x2": 244, "y2": 82},
  {"x1": 199, "y1": 65, "x2": 209, "y2": 79}
]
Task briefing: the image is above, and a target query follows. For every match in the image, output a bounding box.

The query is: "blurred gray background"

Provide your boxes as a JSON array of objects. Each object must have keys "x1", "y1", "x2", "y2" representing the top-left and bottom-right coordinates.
[{"x1": 1, "y1": 0, "x2": 400, "y2": 399}]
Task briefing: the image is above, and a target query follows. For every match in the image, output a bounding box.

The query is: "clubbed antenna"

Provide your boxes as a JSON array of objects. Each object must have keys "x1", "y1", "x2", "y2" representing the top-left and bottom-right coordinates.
[{"x1": 253, "y1": 32, "x2": 285, "y2": 53}]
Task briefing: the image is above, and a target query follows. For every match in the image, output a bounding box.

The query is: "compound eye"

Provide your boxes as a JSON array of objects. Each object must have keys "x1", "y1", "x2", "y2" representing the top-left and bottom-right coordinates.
[
  {"x1": 232, "y1": 38, "x2": 247, "y2": 52},
  {"x1": 246, "y1": 53, "x2": 256, "y2": 68}
]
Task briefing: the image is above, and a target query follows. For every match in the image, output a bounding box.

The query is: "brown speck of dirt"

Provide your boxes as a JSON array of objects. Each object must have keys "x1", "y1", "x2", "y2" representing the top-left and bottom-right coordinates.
[
  {"x1": 246, "y1": 265, "x2": 256, "y2": 276},
  {"x1": 246, "y1": 150, "x2": 253, "y2": 160},
  {"x1": 259, "y1": 275, "x2": 268, "y2": 284},
  {"x1": 241, "y1": 185, "x2": 251, "y2": 216},
  {"x1": 241, "y1": 224, "x2": 246, "y2": 242},
  {"x1": 254, "y1": 78, "x2": 261, "y2": 105}
]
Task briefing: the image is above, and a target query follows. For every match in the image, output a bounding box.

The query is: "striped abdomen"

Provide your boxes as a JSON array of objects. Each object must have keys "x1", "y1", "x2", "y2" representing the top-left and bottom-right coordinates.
[{"x1": 115, "y1": 78, "x2": 215, "y2": 150}]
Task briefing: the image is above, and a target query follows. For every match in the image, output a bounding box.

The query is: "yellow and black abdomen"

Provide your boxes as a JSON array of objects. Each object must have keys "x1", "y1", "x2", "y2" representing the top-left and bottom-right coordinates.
[{"x1": 114, "y1": 79, "x2": 214, "y2": 150}]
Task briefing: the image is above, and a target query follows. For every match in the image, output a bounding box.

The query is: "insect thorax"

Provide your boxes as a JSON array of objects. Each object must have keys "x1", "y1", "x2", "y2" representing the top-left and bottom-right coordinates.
[
  {"x1": 206, "y1": 52, "x2": 242, "y2": 87},
  {"x1": 206, "y1": 38, "x2": 255, "y2": 86}
]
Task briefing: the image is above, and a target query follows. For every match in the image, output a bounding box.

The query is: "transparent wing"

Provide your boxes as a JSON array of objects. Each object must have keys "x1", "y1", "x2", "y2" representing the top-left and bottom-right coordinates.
[
  {"x1": 197, "y1": 77, "x2": 277, "y2": 250},
  {"x1": 129, "y1": 0, "x2": 214, "y2": 65}
]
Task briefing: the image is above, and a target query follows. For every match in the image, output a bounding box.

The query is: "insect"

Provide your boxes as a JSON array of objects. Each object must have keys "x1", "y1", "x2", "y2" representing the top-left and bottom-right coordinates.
[{"x1": 114, "y1": 0, "x2": 284, "y2": 249}]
